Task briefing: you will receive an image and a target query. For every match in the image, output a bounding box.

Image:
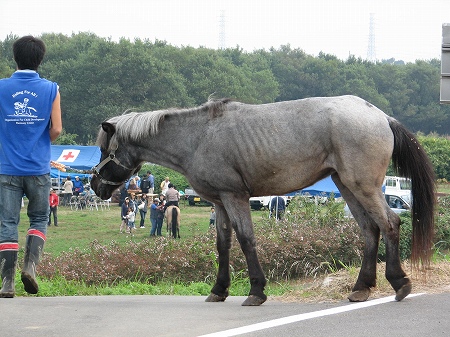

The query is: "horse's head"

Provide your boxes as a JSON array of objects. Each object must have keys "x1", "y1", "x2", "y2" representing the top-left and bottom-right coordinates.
[{"x1": 91, "y1": 121, "x2": 142, "y2": 199}]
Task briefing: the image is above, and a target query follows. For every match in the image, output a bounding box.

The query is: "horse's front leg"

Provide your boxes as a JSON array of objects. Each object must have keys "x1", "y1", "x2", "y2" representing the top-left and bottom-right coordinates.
[
  {"x1": 205, "y1": 204, "x2": 232, "y2": 302},
  {"x1": 225, "y1": 197, "x2": 267, "y2": 306}
]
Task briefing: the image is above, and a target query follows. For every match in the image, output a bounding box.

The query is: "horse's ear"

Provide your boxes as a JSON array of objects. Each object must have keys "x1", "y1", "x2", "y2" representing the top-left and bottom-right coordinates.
[{"x1": 101, "y1": 122, "x2": 116, "y2": 136}]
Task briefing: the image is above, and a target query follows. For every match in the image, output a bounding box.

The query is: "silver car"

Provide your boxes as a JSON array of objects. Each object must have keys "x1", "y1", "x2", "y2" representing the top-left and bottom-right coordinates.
[{"x1": 344, "y1": 194, "x2": 410, "y2": 218}]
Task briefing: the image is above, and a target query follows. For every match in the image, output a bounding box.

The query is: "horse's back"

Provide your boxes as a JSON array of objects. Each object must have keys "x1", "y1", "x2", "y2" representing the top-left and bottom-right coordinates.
[{"x1": 220, "y1": 95, "x2": 392, "y2": 151}]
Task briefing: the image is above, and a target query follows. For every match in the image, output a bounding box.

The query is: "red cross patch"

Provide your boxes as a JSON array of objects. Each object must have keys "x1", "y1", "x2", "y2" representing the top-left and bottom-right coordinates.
[{"x1": 57, "y1": 149, "x2": 80, "y2": 162}]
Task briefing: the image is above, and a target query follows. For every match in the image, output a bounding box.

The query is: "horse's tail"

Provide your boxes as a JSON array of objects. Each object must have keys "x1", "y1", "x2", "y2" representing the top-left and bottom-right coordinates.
[
  {"x1": 172, "y1": 207, "x2": 178, "y2": 225},
  {"x1": 172, "y1": 207, "x2": 178, "y2": 238},
  {"x1": 389, "y1": 118, "x2": 435, "y2": 269}
]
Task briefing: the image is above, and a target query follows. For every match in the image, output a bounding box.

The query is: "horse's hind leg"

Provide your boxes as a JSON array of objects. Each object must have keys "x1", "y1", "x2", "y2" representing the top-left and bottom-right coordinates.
[
  {"x1": 334, "y1": 175, "x2": 411, "y2": 301},
  {"x1": 205, "y1": 204, "x2": 232, "y2": 303},
  {"x1": 382, "y1": 211, "x2": 411, "y2": 301}
]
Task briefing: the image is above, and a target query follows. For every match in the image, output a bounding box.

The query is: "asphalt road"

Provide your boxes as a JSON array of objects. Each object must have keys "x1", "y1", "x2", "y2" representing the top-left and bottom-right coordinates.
[{"x1": 1, "y1": 292, "x2": 449, "y2": 336}]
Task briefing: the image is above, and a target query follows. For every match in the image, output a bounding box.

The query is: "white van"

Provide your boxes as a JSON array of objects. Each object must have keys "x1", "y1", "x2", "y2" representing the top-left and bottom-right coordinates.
[{"x1": 384, "y1": 176, "x2": 411, "y2": 203}]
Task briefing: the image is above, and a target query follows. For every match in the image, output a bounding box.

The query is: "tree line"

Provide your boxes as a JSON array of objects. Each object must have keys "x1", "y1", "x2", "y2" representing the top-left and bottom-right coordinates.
[{"x1": 1, "y1": 32, "x2": 450, "y2": 180}]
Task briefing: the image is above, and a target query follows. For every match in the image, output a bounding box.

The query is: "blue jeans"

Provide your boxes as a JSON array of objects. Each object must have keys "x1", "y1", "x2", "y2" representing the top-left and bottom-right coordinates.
[
  {"x1": 156, "y1": 218, "x2": 163, "y2": 236},
  {"x1": 0, "y1": 174, "x2": 50, "y2": 242},
  {"x1": 139, "y1": 210, "x2": 147, "y2": 227},
  {"x1": 150, "y1": 218, "x2": 157, "y2": 235}
]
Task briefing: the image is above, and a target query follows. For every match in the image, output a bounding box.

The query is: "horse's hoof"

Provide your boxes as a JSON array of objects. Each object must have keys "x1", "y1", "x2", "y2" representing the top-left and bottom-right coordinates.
[
  {"x1": 395, "y1": 281, "x2": 412, "y2": 301},
  {"x1": 241, "y1": 295, "x2": 266, "y2": 306},
  {"x1": 205, "y1": 293, "x2": 227, "y2": 302},
  {"x1": 348, "y1": 289, "x2": 370, "y2": 302}
]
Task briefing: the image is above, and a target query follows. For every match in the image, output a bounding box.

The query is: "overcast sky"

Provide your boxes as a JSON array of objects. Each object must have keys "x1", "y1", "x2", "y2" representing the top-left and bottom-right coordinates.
[{"x1": 1, "y1": 0, "x2": 449, "y2": 63}]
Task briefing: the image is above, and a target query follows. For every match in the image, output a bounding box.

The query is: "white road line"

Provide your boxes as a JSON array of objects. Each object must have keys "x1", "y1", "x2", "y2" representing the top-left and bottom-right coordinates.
[{"x1": 198, "y1": 293, "x2": 425, "y2": 337}]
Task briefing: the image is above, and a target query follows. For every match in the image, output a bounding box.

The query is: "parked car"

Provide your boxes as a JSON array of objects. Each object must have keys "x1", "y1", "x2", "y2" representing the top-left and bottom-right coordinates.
[
  {"x1": 344, "y1": 193, "x2": 410, "y2": 218},
  {"x1": 184, "y1": 188, "x2": 213, "y2": 206}
]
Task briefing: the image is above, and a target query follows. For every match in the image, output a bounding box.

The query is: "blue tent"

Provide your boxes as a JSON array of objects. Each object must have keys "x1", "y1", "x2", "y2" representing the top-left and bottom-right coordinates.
[
  {"x1": 286, "y1": 176, "x2": 386, "y2": 198},
  {"x1": 51, "y1": 145, "x2": 101, "y2": 181},
  {"x1": 286, "y1": 176, "x2": 341, "y2": 198}
]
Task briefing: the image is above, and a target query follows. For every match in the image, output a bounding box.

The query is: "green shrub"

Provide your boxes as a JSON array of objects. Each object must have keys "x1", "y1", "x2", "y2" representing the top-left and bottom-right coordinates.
[{"x1": 38, "y1": 196, "x2": 450, "y2": 286}]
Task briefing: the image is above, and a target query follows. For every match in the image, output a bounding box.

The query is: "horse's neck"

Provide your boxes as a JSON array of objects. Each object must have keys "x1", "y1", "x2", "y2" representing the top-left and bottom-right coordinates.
[{"x1": 138, "y1": 115, "x2": 203, "y2": 175}]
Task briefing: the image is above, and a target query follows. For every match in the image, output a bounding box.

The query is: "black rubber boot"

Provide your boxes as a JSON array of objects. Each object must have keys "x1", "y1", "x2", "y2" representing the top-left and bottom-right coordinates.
[
  {"x1": 21, "y1": 231, "x2": 45, "y2": 294},
  {"x1": 0, "y1": 245, "x2": 19, "y2": 298}
]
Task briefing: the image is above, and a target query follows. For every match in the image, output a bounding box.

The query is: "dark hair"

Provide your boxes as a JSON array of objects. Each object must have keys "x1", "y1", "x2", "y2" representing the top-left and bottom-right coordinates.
[
  {"x1": 168, "y1": 183, "x2": 174, "y2": 188},
  {"x1": 13, "y1": 35, "x2": 46, "y2": 71}
]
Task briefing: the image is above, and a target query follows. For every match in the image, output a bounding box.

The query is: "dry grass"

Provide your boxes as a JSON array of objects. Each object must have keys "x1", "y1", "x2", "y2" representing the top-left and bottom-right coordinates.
[{"x1": 273, "y1": 261, "x2": 450, "y2": 303}]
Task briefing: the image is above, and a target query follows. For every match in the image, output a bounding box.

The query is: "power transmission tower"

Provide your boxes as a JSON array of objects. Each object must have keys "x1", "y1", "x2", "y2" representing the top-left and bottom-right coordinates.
[{"x1": 367, "y1": 13, "x2": 376, "y2": 62}]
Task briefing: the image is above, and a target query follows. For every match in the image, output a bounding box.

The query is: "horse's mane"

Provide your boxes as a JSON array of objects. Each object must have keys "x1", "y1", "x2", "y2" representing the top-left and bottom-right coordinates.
[{"x1": 96, "y1": 98, "x2": 231, "y2": 148}]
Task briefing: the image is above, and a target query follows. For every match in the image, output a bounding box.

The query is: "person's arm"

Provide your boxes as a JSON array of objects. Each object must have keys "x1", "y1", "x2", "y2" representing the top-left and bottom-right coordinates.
[{"x1": 49, "y1": 91, "x2": 62, "y2": 142}]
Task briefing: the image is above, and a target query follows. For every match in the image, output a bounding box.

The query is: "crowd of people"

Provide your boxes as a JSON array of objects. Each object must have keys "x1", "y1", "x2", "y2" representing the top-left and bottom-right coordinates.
[
  {"x1": 52, "y1": 172, "x2": 224, "y2": 238},
  {"x1": 51, "y1": 172, "x2": 219, "y2": 239},
  {"x1": 118, "y1": 174, "x2": 182, "y2": 237}
]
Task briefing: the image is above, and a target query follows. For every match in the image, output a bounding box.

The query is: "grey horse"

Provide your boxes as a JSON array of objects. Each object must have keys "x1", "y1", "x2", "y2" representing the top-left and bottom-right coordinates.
[{"x1": 91, "y1": 95, "x2": 435, "y2": 306}]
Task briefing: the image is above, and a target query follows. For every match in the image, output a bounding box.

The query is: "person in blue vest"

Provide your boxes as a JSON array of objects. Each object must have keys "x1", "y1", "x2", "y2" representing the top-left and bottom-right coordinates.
[{"x1": 0, "y1": 36, "x2": 62, "y2": 298}]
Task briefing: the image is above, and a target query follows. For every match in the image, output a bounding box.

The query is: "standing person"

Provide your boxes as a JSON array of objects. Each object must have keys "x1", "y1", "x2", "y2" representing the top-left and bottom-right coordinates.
[
  {"x1": 156, "y1": 199, "x2": 165, "y2": 236},
  {"x1": 129, "y1": 193, "x2": 138, "y2": 217},
  {"x1": 140, "y1": 175, "x2": 150, "y2": 194},
  {"x1": 119, "y1": 185, "x2": 128, "y2": 206},
  {"x1": 270, "y1": 196, "x2": 286, "y2": 220},
  {"x1": 73, "y1": 176, "x2": 84, "y2": 196},
  {"x1": 62, "y1": 176, "x2": 73, "y2": 206},
  {"x1": 149, "y1": 198, "x2": 160, "y2": 236},
  {"x1": 140, "y1": 171, "x2": 155, "y2": 195},
  {"x1": 0, "y1": 35, "x2": 62, "y2": 298},
  {"x1": 160, "y1": 177, "x2": 170, "y2": 195},
  {"x1": 159, "y1": 194, "x2": 166, "y2": 207},
  {"x1": 126, "y1": 207, "x2": 136, "y2": 236},
  {"x1": 147, "y1": 171, "x2": 155, "y2": 195},
  {"x1": 120, "y1": 197, "x2": 130, "y2": 233},
  {"x1": 165, "y1": 183, "x2": 180, "y2": 208},
  {"x1": 209, "y1": 207, "x2": 216, "y2": 227},
  {"x1": 137, "y1": 194, "x2": 148, "y2": 228},
  {"x1": 48, "y1": 189, "x2": 59, "y2": 227}
]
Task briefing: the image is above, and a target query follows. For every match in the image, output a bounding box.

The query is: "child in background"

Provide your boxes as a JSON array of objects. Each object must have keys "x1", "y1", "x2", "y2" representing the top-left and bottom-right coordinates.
[
  {"x1": 209, "y1": 207, "x2": 216, "y2": 228},
  {"x1": 48, "y1": 188, "x2": 59, "y2": 226},
  {"x1": 126, "y1": 206, "x2": 136, "y2": 236}
]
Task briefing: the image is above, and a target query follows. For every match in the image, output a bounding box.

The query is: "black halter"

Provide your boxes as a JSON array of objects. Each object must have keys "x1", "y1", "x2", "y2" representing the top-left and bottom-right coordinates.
[{"x1": 91, "y1": 144, "x2": 136, "y2": 186}]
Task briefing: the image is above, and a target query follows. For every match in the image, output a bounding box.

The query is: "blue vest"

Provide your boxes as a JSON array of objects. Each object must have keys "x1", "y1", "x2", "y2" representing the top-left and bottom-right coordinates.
[{"x1": 0, "y1": 71, "x2": 58, "y2": 175}]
